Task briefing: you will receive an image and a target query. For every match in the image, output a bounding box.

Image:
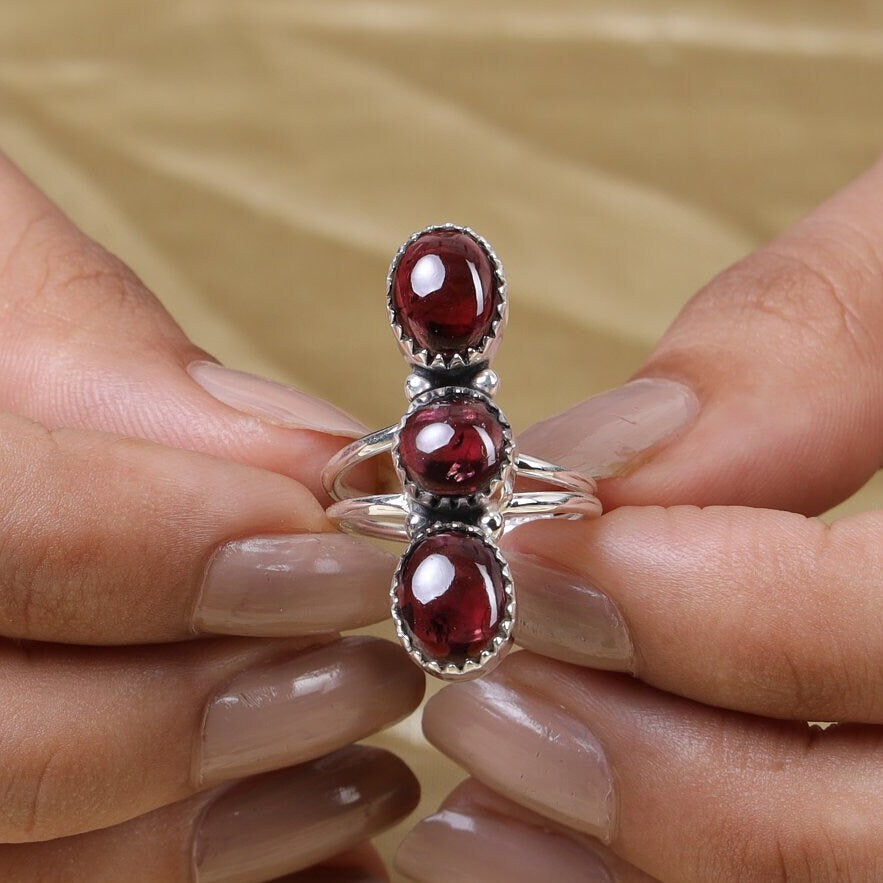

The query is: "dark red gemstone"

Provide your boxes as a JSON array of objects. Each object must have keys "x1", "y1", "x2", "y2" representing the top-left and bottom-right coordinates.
[
  {"x1": 395, "y1": 531, "x2": 507, "y2": 665},
  {"x1": 392, "y1": 229, "x2": 498, "y2": 358},
  {"x1": 398, "y1": 394, "x2": 505, "y2": 496}
]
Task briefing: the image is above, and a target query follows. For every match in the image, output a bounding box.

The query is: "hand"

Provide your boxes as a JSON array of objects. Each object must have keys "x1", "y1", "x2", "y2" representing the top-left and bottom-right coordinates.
[
  {"x1": 396, "y1": 157, "x2": 883, "y2": 881},
  {"x1": 0, "y1": 153, "x2": 423, "y2": 881}
]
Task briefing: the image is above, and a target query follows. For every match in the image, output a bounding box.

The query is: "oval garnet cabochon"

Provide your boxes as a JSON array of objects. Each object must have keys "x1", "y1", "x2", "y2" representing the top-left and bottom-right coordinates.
[
  {"x1": 398, "y1": 394, "x2": 506, "y2": 497},
  {"x1": 394, "y1": 530, "x2": 508, "y2": 667},
  {"x1": 391, "y1": 229, "x2": 499, "y2": 358}
]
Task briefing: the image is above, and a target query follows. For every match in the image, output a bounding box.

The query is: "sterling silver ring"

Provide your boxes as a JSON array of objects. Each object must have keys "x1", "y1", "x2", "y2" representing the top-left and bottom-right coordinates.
[{"x1": 322, "y1": 224, "x2": 602, "y2": 680}]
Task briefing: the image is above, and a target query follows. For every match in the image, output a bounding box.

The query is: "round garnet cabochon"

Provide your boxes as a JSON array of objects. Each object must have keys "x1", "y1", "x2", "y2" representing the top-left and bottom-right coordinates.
[
  {"x1": 398, "y1": 394, "x2": 506, "y2": 497},
  {"x1": 394, "y1": 530, "x2": 508, "y2": 667},
  {"x1": 392, "y1": 229, "x2": 499, "y2": 358}
]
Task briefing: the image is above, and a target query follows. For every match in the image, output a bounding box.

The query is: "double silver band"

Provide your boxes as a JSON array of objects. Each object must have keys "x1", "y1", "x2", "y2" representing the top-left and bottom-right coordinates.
[
  {"x1": 327, "y1": 490, "x2": 601, "y2": 542},
  {"x1": 323, "y1": 433, "x2": 600, "y2": 540},
  {"x1": 324, "y1": 428, "x2": 596, "y2": 508}
]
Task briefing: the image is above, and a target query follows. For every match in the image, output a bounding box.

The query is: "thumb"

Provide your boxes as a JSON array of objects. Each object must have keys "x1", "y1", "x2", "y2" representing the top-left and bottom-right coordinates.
[
  {"x1": 0, "y1": 153, "x2": 363, "y2": 500},
  {"x1": 519, "y1": 156, "x2": 883, "y2": 515}
]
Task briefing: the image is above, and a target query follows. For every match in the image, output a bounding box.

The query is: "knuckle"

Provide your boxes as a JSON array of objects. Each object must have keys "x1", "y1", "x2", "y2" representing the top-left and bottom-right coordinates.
[
  {"x1": 738, "y1": 246, "x2": 879, "y2": 367},
  {"x1": 0, "y1": 209, "x2": 57, "y2": 290},
  {"x1": 698, "y1": 808, "x2": 868, "y2": 882},
  {"x1": 682, "y1": 723, "x2": 877, "y2": 882},
  {"x1": 693, "y1": 729, "x2": 876, "y2": 882},
  {"x1": 741, "y1": 628, "x2": 842, "y2": 719},
  {"x1": 1, "y1": 216, "x2": 157, "y2": 333},
  {"x1": 0, "y1": 696, "x2": 71, "y2": 843},
  {"x1": 0, "y1": 422, "x2": 102, "y2": 639},
  {"x1": 679, "y1": 243, "x2": 881, "y2": 382},
  {"x1": 765, "y1": 825, "x2": 871, "y2": 882},
  {"x1": 720, "y1": 516, "x2": 872, "y2": 720},
  {"x1": 753, "y1": 632, "x2": 864, "y2": 721},
  {"x1": 16, "y1": 741, "x2": 66, "y2": 841},
  {"x1": 38, "y1": 236, "x2": 147, "y2": 320}
]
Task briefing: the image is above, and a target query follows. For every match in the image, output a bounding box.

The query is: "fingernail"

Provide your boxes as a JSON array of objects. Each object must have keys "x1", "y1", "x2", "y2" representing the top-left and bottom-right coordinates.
[
  {"x1": 518, "y1": 378, "x2": 698, "y2": 478},
  {"x1": 188, "y1": 360, "x2": 367, "y2": 438},
  {"x1": 396, "y1": 808, "x2": 614, "y2": 883},
  {"x1": 423, "y1": 678, "x2": 614, "y2": 841},
  {"x1": 194, "y1": 745, "x2": 419, "y2": 882},
  {"x1": 197, "y1": 637, "x2": 425, "y2": 785},
  {"x1": 506, "y1": 551, "x2": 633, "y2": 670},
  {"x1": 194, "y1": 533, "x2": 396, "y2": 636}
]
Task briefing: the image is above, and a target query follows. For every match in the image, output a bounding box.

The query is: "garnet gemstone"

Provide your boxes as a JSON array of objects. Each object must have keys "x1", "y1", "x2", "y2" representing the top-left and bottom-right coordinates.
[
  {"x1": 395, "y1": 530, "x2": 507, "y2": 665},
  {"x1": 392, "y1": 229, "x2": 498, "y2": 358},
  {"x1": 398, "y1": 394, "x2": 506, "y2": 497}
]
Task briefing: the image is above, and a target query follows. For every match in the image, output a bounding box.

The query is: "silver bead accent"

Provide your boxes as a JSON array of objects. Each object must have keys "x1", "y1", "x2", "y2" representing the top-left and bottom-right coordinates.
[
  {"x1": 472, "y1": 368, "x2": 500, "y2": 397},
  {"x1": 407, "y1": 510, "x2": 430, "y2": 536},
  {"x1": 404, "y1": 373, "x2": 433, "y2": 400},
  {"x1": 479, "y1": 509, "x2": 504, "y2": 537}
]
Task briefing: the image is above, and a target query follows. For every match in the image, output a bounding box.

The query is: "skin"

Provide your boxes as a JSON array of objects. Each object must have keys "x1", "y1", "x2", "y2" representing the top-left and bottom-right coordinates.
[
  {"x1": 5, "y1": 138, "x2": 883, "y2": 880},
  {"x1": 0, "y1": 152, "x2": 422, "y2": 879},
  {"x1": 396, "y1": 155, "x2": 883, "y2": 881}
]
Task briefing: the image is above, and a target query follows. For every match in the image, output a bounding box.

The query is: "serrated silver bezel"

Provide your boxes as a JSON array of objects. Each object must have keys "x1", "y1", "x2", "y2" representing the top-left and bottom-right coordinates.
[
  {"x1": 386, "y1": 223, "x2": 508, "y2": 369},
  {"x1": 390, "y1": 521, "x2": 516, "y2": 680},
  {"x1": 391, "y1": 386, "x2": 516, "y2": 513}
]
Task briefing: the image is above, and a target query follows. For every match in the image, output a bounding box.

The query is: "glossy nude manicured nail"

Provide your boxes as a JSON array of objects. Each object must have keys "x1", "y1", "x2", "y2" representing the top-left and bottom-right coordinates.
[
  {"x1": 423, "y1": 678, "x2": 614, "y2": 841},
  {"x1": 507, "y1": 551, "x2": 633, "y2": 670},
  {"x1": 197, "y1": 636, "x2": 425, "y2": 785},
  {"x1": 396, "y1": 807, "x2": 614, "y2": 883},
  {"x1": 194, "y1": 745, "x2": 419, "y2": 882},
  {"x1": 188, "y1": 360, "x2": 367, "y2": 437},
  {"x1": 518, "y1": 378, "x2": 698, "y2": 478},
  {"x1": 194, "y1": 533, "x2": 397, "y2": 636}
]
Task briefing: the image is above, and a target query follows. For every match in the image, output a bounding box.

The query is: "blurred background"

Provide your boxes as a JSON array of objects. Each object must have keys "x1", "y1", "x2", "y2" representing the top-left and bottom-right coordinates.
[{"x1": 2, "y1": 1, "x2": 882, "y2": 876}]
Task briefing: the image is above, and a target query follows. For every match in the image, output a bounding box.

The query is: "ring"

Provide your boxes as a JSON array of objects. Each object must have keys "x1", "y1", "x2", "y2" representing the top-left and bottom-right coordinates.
[{"x1": 322, "y1": 223, "x2": 602, "y2": 680}]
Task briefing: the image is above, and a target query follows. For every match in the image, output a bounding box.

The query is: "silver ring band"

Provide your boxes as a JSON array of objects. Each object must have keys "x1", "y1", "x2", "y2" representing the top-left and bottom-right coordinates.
[
  {"x1": 322, "y1": 431, "x2": 598, "y2": 504},
  {"x1": 326, "y1": 489, "x2": 602, "y2": 542}
]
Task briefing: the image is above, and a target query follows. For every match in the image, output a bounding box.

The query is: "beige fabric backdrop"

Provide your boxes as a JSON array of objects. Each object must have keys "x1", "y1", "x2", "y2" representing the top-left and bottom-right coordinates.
[{"x1": 2, "y1": 2, "x2": 882, "y2": 876}]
